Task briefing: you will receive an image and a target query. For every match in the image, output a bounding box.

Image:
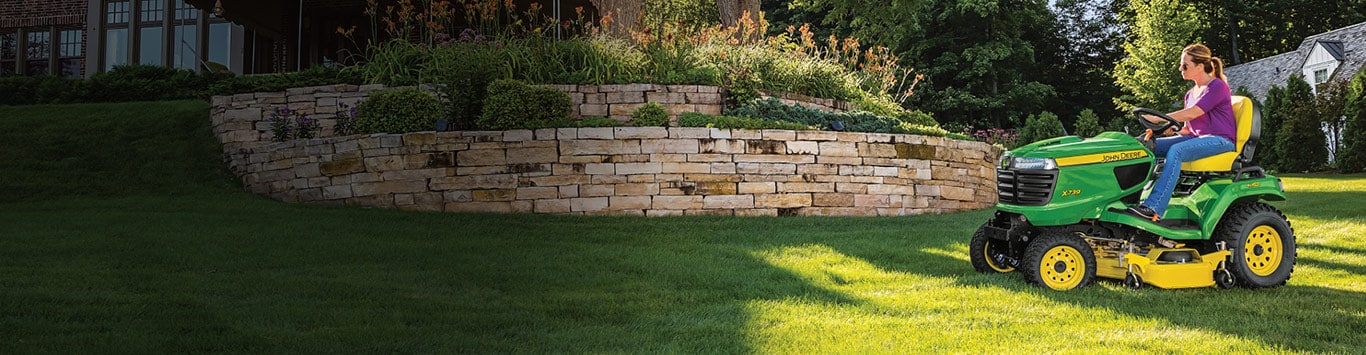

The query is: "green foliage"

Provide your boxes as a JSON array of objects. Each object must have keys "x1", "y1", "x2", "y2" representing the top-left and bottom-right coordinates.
[
  {"x1": 903, "y1": 0, "x2": 1058, "y2": 129},
  {"x1": 0, "y1": 76, "x2": 87, "y2": 105},
  {"x1": 1195, "y1": 0, "x2": 1366, "y2": 63},
  {"x1": 1339, "y1": 72, "x2": 1366, "y2": 173},
  {"x1": 355, "y1": 88, "x2": 444, "y2": 134},
  {"x1": 727, "y1": 98, "x2": 946, "y2": 136},
  {"x1": 421, "y1": 43, "x2": 502, "y2": 130},
  {"x1": 477, "y1": 80, "x2": 572, "y2": 130},
  {"x1": 575, "y1": 116, "x2": 628, "y2": 128},
  {"x1": 207, "y1": 66, "x2": 362, "y2": 97},
  {"x1": 631, "y1": 102, "x2": 670, "y2": 127},
  {"x1": 1113, "y1": 0, "x2": 1207, "y2": 112},
  {"x1": 1017, "y1": 111, "x2": 1067, "y2": 145},
  {"x1": 677, "y1": 112, "x2": 815, "y2": 130},
  {"x1": 87, "y1": 65, "x2": 208, "y2": 102},
  {"x1": 1073, "y1": 109, "x2": 1104, "y2": 137},
  {"x1": 1276, "y1": 76, "x2": 1327, "y2": 172},
  {"x1": 1256, "y1": 86, "x2": 1287, "y2": 170},
  {"x1": 896, "y1": 109, "x2": 938, "y2": 128},
  {"x1": 642, "y1": 0, "x2": 721, "y2": 31}
]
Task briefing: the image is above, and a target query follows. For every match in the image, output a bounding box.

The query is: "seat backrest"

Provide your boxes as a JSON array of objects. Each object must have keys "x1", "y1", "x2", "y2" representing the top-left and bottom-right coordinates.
[
  {"x1": 1181, "y1": 95, "x2": 1260, "y2": 172},
  {"x1": 1232, "y1": 95, "x2": 1261, "y2": 166}
]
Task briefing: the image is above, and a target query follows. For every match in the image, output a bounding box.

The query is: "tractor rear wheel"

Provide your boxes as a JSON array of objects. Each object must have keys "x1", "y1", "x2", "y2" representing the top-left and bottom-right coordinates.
[
  {"x1": 1215, "y1": 202, "x2": 1296, "y2": 288},
  {"x1": 1021, "y1": 234, "x2": 1096, "y2": 290},
  {"x1": 970, "y1": 224, "x2": 1015, "y2": 273}
]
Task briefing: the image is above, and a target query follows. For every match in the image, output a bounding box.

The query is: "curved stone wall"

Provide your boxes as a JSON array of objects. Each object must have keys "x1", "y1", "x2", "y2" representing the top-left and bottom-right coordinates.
[{"x1": 210, "y1": 85, "x2": 1002, "y2": 216}]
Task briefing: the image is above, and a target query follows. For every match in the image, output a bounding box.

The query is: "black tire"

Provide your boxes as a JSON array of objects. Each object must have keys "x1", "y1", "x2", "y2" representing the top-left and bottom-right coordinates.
[
  {"x1": 1215, "y1": 269, "x2": 1236, "y2": 289},
  {"x1": 1125, "y1": 273, "x2": 1144, "y2": 290},
  {"x1": 1021, "y1": 234, "x2": 1096, "y2": 290},
  {"x1": 970, "y1": 223, "x2": 1015, "y2": 273},
  {"x1": 1214, "y1": 202, "x2": 1295, "y2": 288}
]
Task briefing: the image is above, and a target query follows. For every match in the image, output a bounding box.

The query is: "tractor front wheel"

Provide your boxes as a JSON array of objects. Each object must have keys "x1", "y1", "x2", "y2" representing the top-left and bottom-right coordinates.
[
  {"x1": 1215, "y1": 202, "x2": 1296, "y2": 288},
  {"x1": 970, "y1": 224, "x2": 1016, "y2": 273},
  {"x1": 1021, "y1": 234, "x2": 1096, "y2": 290}
]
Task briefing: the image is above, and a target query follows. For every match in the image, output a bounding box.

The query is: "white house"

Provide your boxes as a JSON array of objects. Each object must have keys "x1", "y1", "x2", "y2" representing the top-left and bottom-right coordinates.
[
  {"x1": 1224, "y1": 21, "x2": 1366, "y2": 161},
  {"x1": 1225, "y1": 21, "x2": 1366, "y2": 100}
]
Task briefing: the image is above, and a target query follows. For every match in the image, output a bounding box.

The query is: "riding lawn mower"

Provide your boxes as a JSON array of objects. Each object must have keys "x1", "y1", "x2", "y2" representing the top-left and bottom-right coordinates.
[{"x1": 971, "y1": 96, "x2": 1295, "y2": 290}]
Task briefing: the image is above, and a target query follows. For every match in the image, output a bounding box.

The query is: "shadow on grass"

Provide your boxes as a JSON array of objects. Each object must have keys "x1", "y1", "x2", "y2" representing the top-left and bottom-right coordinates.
[{"x1": 814, "y1": 213, "x2": 1366, "y2": 354}]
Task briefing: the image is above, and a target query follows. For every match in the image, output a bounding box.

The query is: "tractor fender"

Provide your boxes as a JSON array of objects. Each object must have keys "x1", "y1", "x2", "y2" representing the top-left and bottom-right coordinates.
[{"x1": 1197, "y1": 176, "x2": 1287, "y2": 238}]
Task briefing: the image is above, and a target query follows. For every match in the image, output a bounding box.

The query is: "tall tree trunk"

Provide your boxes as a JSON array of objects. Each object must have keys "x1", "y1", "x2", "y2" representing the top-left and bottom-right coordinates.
[
  {"x1": 717, "y1": 0, "x2": 760, "y2": 28},
  {"x1": 590, "y1": 0, "x2": 643, "y2": 37}
]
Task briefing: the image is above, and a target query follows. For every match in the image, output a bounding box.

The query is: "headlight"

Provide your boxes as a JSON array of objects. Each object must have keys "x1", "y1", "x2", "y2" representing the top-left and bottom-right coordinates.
[
  {"x1": 1011, "y1": 157, "x2": 1057, "y2": 170},
  {"x1": 999, "y1": 154, "x2": 1011, "y2": 169}
]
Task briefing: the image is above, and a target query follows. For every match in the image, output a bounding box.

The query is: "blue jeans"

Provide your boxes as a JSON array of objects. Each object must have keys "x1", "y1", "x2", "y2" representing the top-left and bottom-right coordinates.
[{"x1": 1141, "y1": 135, "x2": 1235, "y2": 217}]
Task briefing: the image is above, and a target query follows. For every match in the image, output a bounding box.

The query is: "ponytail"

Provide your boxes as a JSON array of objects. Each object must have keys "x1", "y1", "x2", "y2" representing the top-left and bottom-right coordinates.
[{"x1": 1210, "y1": 56, "x2": 1225, "y2": 80}]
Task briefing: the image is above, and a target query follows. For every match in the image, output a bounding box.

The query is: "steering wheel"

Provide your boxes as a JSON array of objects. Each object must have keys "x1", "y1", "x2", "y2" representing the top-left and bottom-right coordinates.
[{"x1": 1131, "y1": 108, "x2": 1184, "y2": 135}]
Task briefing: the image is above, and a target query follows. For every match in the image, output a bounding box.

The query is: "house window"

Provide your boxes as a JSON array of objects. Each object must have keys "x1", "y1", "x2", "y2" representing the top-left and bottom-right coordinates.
[
  {"x1": 59, "y1": 29, "x2": 83, "y2": 78},
  {"x1": 26, "y1": 30, "x2": 51, "y2": 76},
  {"x1": 1314, "y1": 69, "x2": 1329, "y2": 84},
  {"x1": 172, "y1": 0, "x2": 199, "y2": 70},
  {"x1": 105, "y1": 0, "x2": 131, "y2": 70},
  {"x1": 139, "y1": 0, "x2": 165, "y2": 65},
  {"x1": 0, "y1": 31, "x2": 15, "y2": 75}
]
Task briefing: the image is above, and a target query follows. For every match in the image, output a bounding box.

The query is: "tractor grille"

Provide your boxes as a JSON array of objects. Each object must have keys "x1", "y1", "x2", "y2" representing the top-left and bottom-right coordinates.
[{"x1": 997, "y1": 169, "x2": 1058, "y2": 206}]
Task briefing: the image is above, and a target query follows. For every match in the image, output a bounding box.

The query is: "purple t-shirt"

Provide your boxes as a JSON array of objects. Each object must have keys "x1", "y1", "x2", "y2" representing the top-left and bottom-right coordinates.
[{"x1": 1183, "y1": 78, "x2": 1237, "y2": 143}]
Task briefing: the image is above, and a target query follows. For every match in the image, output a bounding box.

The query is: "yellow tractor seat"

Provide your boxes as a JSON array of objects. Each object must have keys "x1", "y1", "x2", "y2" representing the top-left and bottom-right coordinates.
[{"x1": 1181, "y1": 95, "x2": 1261, "y2": 172}]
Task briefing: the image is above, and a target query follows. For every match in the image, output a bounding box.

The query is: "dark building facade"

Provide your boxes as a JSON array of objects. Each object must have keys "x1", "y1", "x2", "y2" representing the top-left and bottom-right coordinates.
[{"x1": 3, "y1": 0, "x2": 597, "y2": 78}]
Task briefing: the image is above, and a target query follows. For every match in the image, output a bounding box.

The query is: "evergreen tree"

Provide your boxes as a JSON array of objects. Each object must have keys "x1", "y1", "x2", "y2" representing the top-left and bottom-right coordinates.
[
  {"x1": 1045, "y1": 0, "x2": 1127, "y2": 128},
  {"x1": 1018, "y1": 111, "x2": 1066, "y2": 144},
  {"x1": 1276, "y1": 75, "x2": 1327, "y2": 172},
  {"x1": 1256, "y1": 85, "x2": 1287, "y2": 170},
  {"x1": 1338, "y1": 71, "x2": 1366, "y2": 173},
  {"x1": 905, "y1": 0, "x2": 1059, "y2": 129},
  {"x1": 1074, "y1": 109, "x2": 1104, "y2": 137},
  {"x1": 1113, "y1": 0, "x2": 1207, "y2": 112}
]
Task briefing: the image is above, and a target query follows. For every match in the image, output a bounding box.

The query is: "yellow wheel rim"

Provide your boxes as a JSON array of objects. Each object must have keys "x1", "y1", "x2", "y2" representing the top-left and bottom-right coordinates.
[
  {"x1": 984, "y1": 240, "x2": 1015, "y2": 272},
  {"x1": 1039, "y1": 245, "x2": 1084, "y2": 290},
  {"x1": 1245, "y1": 225, "x2": 1284, "y2": 277}
]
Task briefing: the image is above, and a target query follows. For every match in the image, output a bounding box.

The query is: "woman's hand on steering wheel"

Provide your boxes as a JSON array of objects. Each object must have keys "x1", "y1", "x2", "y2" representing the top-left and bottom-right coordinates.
[{"x1": 1131, "y1": 108, "x2": 1184, "y2": 139}]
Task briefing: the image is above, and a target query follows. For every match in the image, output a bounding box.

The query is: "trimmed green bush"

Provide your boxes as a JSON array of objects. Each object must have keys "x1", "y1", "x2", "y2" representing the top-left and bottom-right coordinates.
[
  {"x1": 0, "y1": 76, "x2": 87, "y2": 105},
  {"x1": 1276, "y1": 75, "x2": 1327, "y2": 172},
  {"x1": 677, "y1": 112, "x2": 814, "y2": 130},
  {"x1": 577, "y1": 116, "x2": 628, "y2": 127},
  {"x1": 1339, "y1": 72, "x2": 1366, "y2": 173},
  {"x1": 1017, "y1": 111, "x2": 1066, "y2": 145},
  {"x1": 725, "y1": 98, "x2": 944, "y2": 136},
  {"x1": 354, "y1": 88, "x2": 443, "y2": 134},
  {"x1": 477, "y1": 79, "x2": 572, "y2": 130},
  {"x1": 631, "y1": 102, "x2": 670, "y2": 127},
  {"x1": 1073, "y1": 109, "x2": 1104, "y2": 137}
]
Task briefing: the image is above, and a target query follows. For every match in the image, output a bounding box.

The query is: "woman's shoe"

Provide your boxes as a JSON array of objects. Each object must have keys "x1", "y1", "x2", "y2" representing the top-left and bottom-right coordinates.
[{"x1": 1127, "y1": 205, "x2": 1161, "y2": 222}]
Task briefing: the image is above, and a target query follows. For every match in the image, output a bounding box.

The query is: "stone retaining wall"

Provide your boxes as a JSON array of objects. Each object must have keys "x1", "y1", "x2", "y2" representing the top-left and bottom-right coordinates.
[{"x1": 210, "y1": 85, "x2": 1001, "y2": 216}]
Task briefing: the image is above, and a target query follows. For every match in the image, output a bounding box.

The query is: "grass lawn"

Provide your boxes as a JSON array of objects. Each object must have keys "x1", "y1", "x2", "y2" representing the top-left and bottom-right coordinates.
[{"x1": 2, "y1": 101, "x2": 1364, "y2": 353}]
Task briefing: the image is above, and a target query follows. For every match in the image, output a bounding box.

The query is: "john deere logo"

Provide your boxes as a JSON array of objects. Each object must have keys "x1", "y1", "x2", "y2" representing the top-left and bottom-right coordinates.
[{"x1": 1102, "y1": 151, "x2": 1145, "y2": 162}]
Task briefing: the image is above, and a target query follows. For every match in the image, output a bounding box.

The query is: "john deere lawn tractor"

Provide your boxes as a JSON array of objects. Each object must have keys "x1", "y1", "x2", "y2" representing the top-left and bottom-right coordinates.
[{"x1": 971, "y1": 96, "x2": 1295, "y2": 290}]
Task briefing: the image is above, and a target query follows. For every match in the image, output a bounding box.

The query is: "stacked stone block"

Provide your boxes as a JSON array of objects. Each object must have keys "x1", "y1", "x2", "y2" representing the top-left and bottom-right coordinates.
[{"x1": 210, "y1": 85, "x2": 1002, "y2": 216}]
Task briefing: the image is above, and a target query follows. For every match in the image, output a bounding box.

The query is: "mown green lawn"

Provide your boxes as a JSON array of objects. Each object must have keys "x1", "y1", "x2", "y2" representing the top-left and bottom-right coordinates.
[{"x1": 1, "y1": 101, "x2": 1363, "y2": 353}]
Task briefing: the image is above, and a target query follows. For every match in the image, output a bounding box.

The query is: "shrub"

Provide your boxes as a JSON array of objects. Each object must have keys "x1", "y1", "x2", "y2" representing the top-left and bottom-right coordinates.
[
  {"x1": 1073, "y1": 109, "x2": 1104, "y2": 137},
  {"x1": 87, "y1": 65, "x2": 202, "y2": 102},
  {"x1": 677, "y1": 112, "x2": 814, "y2": 130},
  {"x1": 1017, "y1": 111, "x2": 1066, "y2": 145},
  {"x1": 477, "y1": 79, "x2": 572, "y2": 130},
  {"x1": 267, "y1": 107, "x2": 318, "y2": 142},
  {"x1": 1276, "y1": 75, "x2": 1327, "y2": 172},
  {"x1": 355, "y1": 88, "x2": 443, "y2": 134},
  {"x1": 208, "y1": 65, "x2": 361, "y2": 97},
  {"x1": 577, "y1": 116, "x2": 628, "y2": 127},
  {"x1": 421, "y1": 43, "x2": 502, "y2": 130},
  {"x1": 897, "y1": 110, "x2": 939, "y2": 128},
  {"x1": 1338, "y1": 72, "x2": 1366, "y2": 173},
  {"x1": 631, "y1": 102, "x2": 670, "y2": 126},
  {"x1": 0, "y1": 76, "x2": 87, "y2": 105}
]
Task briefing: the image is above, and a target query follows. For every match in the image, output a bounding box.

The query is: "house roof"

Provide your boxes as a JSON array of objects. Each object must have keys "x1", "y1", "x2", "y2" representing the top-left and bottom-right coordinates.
[{"x1": 1224, "y1": 21, "x2": 1366, "y2": 102}]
